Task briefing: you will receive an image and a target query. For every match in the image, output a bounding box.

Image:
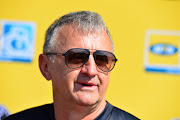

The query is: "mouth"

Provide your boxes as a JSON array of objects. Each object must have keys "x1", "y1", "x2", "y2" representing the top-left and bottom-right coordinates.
[
  {"x1": 75, "y1": 82, "x2": 97, "y2": 90},
  {"x1": 80, "y1": 83, "x2": 95, "y2": 87}
]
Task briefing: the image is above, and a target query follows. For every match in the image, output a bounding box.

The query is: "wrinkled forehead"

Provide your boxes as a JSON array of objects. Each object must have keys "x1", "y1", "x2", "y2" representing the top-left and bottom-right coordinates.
[{"x1": 54, "y1": 24, "x2": 111, "y2": 48}]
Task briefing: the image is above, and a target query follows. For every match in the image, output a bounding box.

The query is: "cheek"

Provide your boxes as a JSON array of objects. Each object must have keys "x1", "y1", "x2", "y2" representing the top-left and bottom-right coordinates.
[
  {"x1": 50, "y1": 63, "x2": 69, "y2": 86},
  {"x1": 52, "y1": 67, "x2": 81, "y2": 89},
  {"x1": 99, "y1": 73, "x2": 110, "y2": 91},
  {"x1": 50, "y1": 59, "x2": 71, "y2": 79},
  {"x1": 51, "y1": 70, "x2": 76, "y2": 97},
  {"x1": 99, "y1": 71, "x2": 110, "y2": 82}
]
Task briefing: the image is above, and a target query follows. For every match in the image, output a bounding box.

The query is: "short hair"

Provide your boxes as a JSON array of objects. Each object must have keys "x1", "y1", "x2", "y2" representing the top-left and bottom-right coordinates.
[{"x1": 43, "y1": 11, "x2": 114, "y2": 54}]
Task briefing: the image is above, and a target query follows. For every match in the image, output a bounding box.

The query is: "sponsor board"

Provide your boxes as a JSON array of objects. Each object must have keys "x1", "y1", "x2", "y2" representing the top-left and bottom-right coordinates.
[
  {"x1": 144, "y1": 29, "x2": 180, "y2": 74},
  {"x1": 0, "y1": 20, "x2": 36, "y2": 62}
]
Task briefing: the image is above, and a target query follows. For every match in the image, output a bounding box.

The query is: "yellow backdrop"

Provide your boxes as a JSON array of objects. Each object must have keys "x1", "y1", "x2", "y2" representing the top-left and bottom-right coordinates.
[{"x1": 1, "y1": 0, "x2": 180, "y2": 120}]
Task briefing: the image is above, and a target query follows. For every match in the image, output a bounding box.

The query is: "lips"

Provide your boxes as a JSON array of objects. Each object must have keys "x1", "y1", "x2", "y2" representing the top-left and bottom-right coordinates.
[
  {"x1": 78, "y1": 82, "x2": 96, "y2": 87},
  {"x1": 75, "y1": 81, "x2": 97, "y2": 90},
  {"x1": 79, "y1": 82, "x2": 96, "y2": 87}
]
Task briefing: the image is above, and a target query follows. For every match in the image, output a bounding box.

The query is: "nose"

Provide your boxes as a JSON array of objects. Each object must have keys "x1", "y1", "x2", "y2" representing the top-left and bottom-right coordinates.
[{"x1": 80, "y1": 54, "x2": 98, "y2": 77}]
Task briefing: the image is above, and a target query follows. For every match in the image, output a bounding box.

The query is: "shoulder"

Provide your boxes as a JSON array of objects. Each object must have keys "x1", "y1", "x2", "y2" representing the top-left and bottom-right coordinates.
[
  {"x1": 105, "y1": 102, "x2": 140, "y2": 120},
  {"x1": 111, "y1": 106, "x2": 140, "y2": 120},
  {"x1": 4, "y1": 103, "x2": 54, "y2": 120}
]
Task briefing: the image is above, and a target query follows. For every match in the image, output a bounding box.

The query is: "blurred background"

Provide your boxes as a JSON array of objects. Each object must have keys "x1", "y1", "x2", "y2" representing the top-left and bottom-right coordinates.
[{"x1": 0, "y1": 0, "x2": 180, "y2": 120}]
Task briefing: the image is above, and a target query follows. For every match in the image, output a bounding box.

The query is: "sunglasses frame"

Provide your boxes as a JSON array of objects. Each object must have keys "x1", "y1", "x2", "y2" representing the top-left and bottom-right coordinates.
[{"x1": 45, "y1": 48, "x2": 118, "y2": 72}]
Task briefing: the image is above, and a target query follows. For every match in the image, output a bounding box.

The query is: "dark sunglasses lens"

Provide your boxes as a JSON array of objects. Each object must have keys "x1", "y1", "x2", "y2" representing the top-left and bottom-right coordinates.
[
  {"x1": 65, "y1": 49, "x2": 89, "y2": 68},
  {"x1": 94, "y1": 51, "x2": 116, "y2": 72}
]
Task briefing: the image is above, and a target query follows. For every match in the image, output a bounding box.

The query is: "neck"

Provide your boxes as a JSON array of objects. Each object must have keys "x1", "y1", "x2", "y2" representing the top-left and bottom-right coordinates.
[{"x1": 53, "y1": 97, "x2": 107, "y2": 120}]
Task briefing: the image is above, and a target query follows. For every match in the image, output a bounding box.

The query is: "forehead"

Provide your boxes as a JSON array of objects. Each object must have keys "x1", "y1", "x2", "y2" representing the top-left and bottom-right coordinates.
[{"x1": 53, "y1": 24, "x2": 113, "y2": 52}]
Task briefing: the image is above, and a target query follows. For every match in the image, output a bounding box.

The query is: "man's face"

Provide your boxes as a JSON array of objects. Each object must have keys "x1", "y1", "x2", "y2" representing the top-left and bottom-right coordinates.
[{"x1": 47, "y1": 25, "x2": 113, "y2": 106}]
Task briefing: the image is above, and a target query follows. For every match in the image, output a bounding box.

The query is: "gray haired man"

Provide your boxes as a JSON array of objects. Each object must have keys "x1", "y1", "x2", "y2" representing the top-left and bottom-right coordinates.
[{"x1": 5, "y1": 11, "x2": 140, "y2": 120}]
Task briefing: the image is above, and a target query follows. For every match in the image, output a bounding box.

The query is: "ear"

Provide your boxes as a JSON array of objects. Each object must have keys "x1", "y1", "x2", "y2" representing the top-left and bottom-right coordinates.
[{"x1": 39, "y1": 54, "x2": 52, "y2": 80}]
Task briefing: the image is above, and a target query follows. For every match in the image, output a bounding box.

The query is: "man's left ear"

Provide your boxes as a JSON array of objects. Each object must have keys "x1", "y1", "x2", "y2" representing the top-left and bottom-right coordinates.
[{"x1": 39, "y1": 54, "x2": 52, "y2": 80}]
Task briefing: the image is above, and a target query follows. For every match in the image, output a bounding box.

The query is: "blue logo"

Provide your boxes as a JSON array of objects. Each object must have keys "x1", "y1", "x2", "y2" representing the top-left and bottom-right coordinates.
[
  {"x1": 150, "y1": 43, "x2": 178, "y2": 55},
  {"x1": 0, "y1": 21, "x2": 36, "y2": 62}
]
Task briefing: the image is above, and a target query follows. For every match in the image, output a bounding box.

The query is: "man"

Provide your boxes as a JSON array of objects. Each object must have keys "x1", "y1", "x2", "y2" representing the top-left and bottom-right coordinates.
[{"x1": 5, "y1": 11, "x2": 140, "y2": 120}]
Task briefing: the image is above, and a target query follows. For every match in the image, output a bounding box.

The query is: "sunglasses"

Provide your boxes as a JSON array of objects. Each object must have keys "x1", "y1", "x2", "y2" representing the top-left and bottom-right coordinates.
[{"x1": 45, "y1": 48, "x2": 118, "y2": 72}]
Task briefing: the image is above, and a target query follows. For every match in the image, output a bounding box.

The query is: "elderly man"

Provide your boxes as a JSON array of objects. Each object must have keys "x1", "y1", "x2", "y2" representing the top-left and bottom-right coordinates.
[{"x1": 5, "y1": 11, "x2": 139, "y2": 120}]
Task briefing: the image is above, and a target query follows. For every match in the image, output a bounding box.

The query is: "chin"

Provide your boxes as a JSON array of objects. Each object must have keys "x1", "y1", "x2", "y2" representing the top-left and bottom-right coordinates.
[
  {"x1": 75, "y1": 94, "x2": 100, "y2": 106},
  {"x1": 77, "y1": 100, "x2": 98, "y2": 107}
]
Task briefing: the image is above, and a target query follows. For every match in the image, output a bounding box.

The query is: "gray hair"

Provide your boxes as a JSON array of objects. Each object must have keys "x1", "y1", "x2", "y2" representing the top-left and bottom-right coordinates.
[{"x1": 43, "y1": 11, "x2": 114, "y2": 54}]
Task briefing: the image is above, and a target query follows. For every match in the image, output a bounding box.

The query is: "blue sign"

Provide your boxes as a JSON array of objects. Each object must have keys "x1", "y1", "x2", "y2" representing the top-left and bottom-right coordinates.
[
  {"x1": 0, "y1": 20, "x2": 36, "y2": 62},
  {"x1": 144, "y1": 29, "x2": 180, "y2": 74}
]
